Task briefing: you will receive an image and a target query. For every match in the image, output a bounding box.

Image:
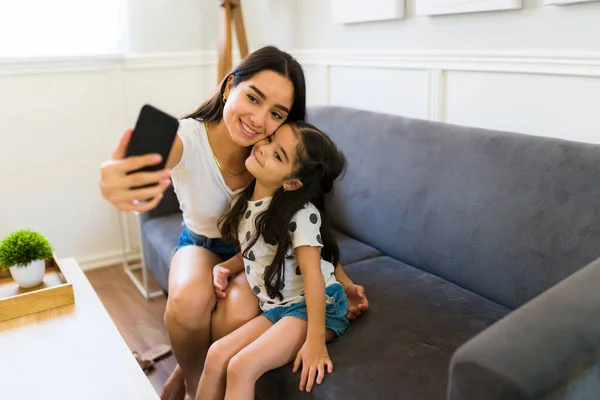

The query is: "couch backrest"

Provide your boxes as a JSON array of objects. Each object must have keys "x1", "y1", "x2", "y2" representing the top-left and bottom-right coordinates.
[
  {"x1": 308, "y1": 106, "x2": 600, "y2": 309},
  {"x1": 139, "y1": 185, "x2": 181, "y2": 226}
]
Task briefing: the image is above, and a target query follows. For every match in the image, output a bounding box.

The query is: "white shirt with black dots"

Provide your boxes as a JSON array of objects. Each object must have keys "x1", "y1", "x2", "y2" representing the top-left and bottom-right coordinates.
[{"x1": 238, "y1": 197, "x2": 338, "y2": 312}]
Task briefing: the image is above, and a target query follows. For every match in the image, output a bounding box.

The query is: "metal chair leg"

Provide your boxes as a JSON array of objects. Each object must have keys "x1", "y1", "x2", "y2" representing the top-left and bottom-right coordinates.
[{"x1": 117, "y1": 211, "x2": 164, "y2": 300}]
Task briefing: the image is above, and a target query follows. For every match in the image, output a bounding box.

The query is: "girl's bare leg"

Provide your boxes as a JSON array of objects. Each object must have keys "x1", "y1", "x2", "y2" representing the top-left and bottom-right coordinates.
[
  {"x1": 225, "y1": 317, "x2": 335, "y2": 400},
  {"x1": 195, "y1": 316, "x2": 273, "y2": 400}
]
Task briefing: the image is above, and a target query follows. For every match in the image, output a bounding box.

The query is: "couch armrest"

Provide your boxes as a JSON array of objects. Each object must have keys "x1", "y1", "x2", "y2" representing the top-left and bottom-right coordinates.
[
  {"x1": 138, "y1": 185, "x2": 181, "y2": 225},
  {"x1": 448, "y1": 256, "x2": 600, "y2": 400}
]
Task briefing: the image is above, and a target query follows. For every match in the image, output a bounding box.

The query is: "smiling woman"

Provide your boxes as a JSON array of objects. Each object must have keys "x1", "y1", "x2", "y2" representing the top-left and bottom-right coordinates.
[
  {"x1": 99, "y1": 46, "x2": 369, "y2": 400},
  {"x1": 0, "y1": 0, "x2": 124, "y2": 58}
]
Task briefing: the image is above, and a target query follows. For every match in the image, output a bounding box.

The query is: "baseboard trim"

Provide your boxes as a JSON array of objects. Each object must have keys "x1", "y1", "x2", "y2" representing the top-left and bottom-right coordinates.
[{"x1": 77, "y1": 251, "x2": 141, "y2": 271}]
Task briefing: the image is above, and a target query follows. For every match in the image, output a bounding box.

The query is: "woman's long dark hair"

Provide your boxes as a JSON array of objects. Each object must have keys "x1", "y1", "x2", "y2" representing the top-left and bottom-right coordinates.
[
  {"x1": 219, "y1": 122, "x2": 346, "y2": 300},
  {"x1": 184, "y1": 46, "x2": 306, "y2": 123}
]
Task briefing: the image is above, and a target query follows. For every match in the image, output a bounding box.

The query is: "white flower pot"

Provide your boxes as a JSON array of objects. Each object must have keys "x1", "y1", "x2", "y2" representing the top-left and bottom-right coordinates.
[{"x1": 9, "y1": 259, "x2": 46, "y2": 288}]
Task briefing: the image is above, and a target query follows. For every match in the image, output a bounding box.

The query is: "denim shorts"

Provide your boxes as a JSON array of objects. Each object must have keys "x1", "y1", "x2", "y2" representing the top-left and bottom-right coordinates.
[
  {"x1": 173, "y1": 223, "x2": 237, "y2": 262},
  {"x1": 263, "y1": 283, "x2": 350, "y2": 341}
]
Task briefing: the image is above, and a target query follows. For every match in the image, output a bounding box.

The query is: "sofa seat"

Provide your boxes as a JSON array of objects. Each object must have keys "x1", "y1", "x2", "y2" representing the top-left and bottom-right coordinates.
[{"x1": 256, "y1": 256, "x2": 510, "y2": 400}]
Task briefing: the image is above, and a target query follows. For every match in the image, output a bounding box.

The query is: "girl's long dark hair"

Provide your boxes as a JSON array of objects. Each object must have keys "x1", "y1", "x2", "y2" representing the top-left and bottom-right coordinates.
[
  {"x1": 219, "y1": 122, "x2": 346, "y2": 300},
  {"x1": 184, "y1": 46, "x2": 306, "y2": 123}
]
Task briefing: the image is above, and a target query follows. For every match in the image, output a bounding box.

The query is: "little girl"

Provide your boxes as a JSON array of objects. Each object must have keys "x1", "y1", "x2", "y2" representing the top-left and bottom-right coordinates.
[{"x1": 195, "y1": 121, "x2": 349, "y2": 400}]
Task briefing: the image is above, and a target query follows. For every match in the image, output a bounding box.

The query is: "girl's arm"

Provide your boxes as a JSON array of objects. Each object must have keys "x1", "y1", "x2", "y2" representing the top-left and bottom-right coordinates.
[
  {"x1": 293, "y1": 245, "x2": 333, "y2": 392},
  {"x1": 296, "y1": 246, "x2": 327, "y2": 342}
]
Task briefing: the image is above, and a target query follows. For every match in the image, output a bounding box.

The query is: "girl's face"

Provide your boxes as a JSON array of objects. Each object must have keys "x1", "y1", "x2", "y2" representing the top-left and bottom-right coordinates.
[
  {"x1": 223, "y1": 70, "x2": 294, "y2": 148},
  {"x1": 246, "y1": 124, "x2": 301, "y2": 191}
]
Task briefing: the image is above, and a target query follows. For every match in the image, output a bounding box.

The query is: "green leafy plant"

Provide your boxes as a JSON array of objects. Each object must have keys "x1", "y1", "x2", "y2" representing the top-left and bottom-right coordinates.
[{"x1": 0, "y1": 230, "x2": 53, "y2": 271}]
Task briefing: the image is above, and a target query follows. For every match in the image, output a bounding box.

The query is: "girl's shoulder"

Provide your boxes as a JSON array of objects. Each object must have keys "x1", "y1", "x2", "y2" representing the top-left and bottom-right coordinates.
[{"x1": 291, "y1": 202, "x2": 321, "y2": 225}]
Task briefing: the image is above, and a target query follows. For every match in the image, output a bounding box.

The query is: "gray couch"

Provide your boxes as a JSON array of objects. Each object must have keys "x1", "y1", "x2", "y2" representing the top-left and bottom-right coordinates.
[{"x1": 139, "y1": 106, "x2": 600, "y2": 400}]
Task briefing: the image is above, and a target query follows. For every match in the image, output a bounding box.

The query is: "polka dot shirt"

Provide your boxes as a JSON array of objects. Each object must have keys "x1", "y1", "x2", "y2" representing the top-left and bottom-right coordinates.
[{"x1": 239, "y1": 197, "x2": 338, "y2": 311}]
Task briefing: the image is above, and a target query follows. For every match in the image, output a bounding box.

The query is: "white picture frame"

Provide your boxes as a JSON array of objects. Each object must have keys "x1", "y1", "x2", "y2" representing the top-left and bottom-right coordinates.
[
  {"x1": 544, "y1": 0, "x2": 597, "y2": 5},
  {"x1": 416, "y1": 0, "x2": 521, "y2": 16},
  {"x1": 332, "y1": 0, "x2": 404, "y2": 24}
]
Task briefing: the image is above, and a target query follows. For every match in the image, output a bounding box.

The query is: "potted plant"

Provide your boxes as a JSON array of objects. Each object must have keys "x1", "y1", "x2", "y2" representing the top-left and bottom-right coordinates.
[{"x1": 0, "y1": 229, "x2": 53, "y2": 288}]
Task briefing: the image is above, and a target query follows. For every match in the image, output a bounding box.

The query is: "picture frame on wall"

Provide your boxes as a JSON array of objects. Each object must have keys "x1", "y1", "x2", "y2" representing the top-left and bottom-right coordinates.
[
  {"x1": 544, "y1": 0, "x2": 598, "y2": 5},
  {"x1": 332, "y1": 0, "x2": 404, "y2": 24},
  {"x1": 416, "y1": 0, "x2": 522, "y2": 16}
]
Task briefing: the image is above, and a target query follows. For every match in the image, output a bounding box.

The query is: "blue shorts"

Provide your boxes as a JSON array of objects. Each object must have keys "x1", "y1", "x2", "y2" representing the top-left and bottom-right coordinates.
[
  {"x1": 262, "y1": 283, "x2": 350, "y2": 341},
  {"x1": 173, "y1": 223, "x2": 237, "y2": 262}
]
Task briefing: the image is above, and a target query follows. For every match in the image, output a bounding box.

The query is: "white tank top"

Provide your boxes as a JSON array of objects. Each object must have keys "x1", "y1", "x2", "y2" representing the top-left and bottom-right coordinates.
[{"x1": 171, "y1": 118, "x2": 244, "y2": 238}]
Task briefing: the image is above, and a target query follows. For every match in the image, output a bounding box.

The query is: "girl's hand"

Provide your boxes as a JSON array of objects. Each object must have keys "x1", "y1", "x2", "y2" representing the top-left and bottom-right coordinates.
[
  {"x1": 344, "y1": 284, "x2": 369, "y2": 320},
  {"x1": 213, "y1": 265, "x2": 231, "y2": 299},
  {"x1": 100, "y1": 129, "x2": 171, "y2": 213},
  {"x1": 292, "y1": 338, "x2": 333, "y2": 392}
]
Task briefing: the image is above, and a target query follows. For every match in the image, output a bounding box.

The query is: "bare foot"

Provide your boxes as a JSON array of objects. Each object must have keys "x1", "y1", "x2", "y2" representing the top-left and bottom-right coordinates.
[{"x1": 161, "y1": 364, "x2": 186, "y2": 400}]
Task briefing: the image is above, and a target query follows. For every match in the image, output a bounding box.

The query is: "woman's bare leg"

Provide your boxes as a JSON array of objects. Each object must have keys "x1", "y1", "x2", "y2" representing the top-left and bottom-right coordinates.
[
  {"x1": 195, "y1": 315, "x2": 273, "y2": 400},
  {"x1": 161, "y1": 246, "x2": 222, "y2": 400},
  {"x1": 210, "y1": 272, "x2": 260, "y2": 341}
]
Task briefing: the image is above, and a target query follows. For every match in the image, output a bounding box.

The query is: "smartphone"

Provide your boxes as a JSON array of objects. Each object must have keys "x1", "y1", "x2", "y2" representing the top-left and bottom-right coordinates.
[{"x1": 125, "y1": 104, "x2": 179, "y2": 185}]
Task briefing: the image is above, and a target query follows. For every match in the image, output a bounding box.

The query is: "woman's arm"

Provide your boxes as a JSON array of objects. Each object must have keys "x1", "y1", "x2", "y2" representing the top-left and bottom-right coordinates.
[
  {"x1": 100, "y1": 130, "x2": 183, "y2": 213},
  {"x1": 334, "y1": 263, "x2": 369, "y2": 320},
  {"x1": 333, "y1": 263, "x2": 353, "y2": 287},
  {"x1": 217, "y1": 251, "x2": 245, "y2": 276},
  {"x1": 213, "y1": 252, "x2": 245, "y2": 299}
]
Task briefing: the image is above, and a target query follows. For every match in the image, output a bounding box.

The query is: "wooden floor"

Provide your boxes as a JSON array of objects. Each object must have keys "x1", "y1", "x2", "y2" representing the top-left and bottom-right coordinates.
[{"x1": 85, "y1": 265, "x2": 174, "y2": 396}]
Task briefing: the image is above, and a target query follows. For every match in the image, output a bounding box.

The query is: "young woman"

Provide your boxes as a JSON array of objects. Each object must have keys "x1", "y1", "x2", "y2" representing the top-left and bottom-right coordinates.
[
  {"x1": 99, "y1": 46, "x2": 368, "y2": 400},
  {"x1": 197, "y1": 121, "x2": 348, "y2": 400}
]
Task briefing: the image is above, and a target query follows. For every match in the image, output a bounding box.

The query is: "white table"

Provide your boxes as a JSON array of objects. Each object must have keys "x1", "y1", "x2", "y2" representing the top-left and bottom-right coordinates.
[{"x1": 0, "y1": 257, "x2": 160, "y2": 400}]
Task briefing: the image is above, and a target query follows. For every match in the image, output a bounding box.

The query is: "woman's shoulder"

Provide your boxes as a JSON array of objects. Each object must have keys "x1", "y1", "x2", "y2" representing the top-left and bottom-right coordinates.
[
  {"x1": 178, "y1": 118, "x2": 205, "y2": 134},
  {"x1": 176, "y1": 118, "x2": 208, "y2": 149}
]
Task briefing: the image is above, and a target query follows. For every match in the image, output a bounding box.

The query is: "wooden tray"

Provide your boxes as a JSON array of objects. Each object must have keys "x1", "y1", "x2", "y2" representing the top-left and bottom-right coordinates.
[{"x1": 0, "y1": 257, "x2": 75, "y2": 322}]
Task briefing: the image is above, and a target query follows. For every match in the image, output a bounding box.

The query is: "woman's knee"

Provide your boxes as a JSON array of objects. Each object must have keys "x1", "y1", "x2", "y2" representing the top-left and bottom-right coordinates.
[
  {"x1": 165, "y1": 282, "x2": 216, "y2": 332},
  {"x1": 165, "y1": 246, "x2": 221, "y2": 332}
]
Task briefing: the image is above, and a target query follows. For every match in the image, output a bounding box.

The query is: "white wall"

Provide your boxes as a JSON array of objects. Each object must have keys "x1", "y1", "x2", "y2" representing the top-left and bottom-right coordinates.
[
  {"x1": 124, "y1": 0, "x2": 296, "y2": 53},
  {"x1": 2, "y1": 0, "x2": 599, "y2": 269},
  {"x1": 292, "y1": 0, "x2": 600, "y2": 51},
  {"x1": 0, "y1": 55, "x2": 217, "y2": 269}
]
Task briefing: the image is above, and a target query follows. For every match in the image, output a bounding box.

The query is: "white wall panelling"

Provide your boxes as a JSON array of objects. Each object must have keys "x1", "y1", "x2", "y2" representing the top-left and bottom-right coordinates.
[
  {"x1": 1, "y1": 49, "x2": 599, "y2": 269},
  {"x1": 293, "y1": 49, "x2": 600, "y2": 144}
]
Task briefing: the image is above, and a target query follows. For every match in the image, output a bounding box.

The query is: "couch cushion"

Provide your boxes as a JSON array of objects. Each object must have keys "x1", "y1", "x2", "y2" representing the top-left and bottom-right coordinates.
[
  {"x1": 309, "y1": 105, "x2": 600, "y2": 309},
  {"x1": 333, "y1": 228, "x2": 381, "y2": 266},
  {"x1": 141, "y1": 213, "x2": 183, "y2": 290},
  {"x1": 256, "y1": 256, "x2": 509, "y2": 400}
]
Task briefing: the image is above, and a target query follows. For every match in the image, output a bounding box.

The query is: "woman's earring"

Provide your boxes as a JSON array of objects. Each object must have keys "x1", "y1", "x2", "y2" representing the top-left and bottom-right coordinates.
[{"x1": 223, "y1": 94, "x2": 227, "y2": 103}]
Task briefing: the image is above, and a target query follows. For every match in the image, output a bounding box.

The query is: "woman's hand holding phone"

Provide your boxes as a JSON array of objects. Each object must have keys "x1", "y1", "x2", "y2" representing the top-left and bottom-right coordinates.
[{"x1": 100, "y1": 129, "x2": 171, "y2": 213}]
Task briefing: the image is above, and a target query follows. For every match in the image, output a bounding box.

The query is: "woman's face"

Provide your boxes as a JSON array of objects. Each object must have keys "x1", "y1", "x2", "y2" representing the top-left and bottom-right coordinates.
[{"x1": 222, "y1": 70, "x2": 294, "y2": 148}]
